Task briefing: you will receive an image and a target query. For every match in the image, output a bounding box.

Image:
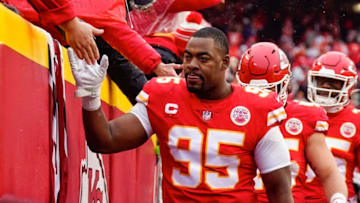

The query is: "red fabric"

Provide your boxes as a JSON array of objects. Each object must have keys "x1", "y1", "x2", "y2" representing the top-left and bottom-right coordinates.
[
  {"x1": 304, "y1": 105, "x2": 360, "y2": 201},
  {"x1": 103, "y1": 24, "x2": 160, "y2": 74},
  {"x1": 88, "y1": 19, "x2": 161, "y2": 74},
  {"x1": 60, "y1": 0, "x2": 161, "y2": 74},
  {"x1": 2, "y1": 0, "x2": 38, "y2": 22},
  {"x1": 0, "y1": 44, "x2": 156, "y2": 202},
  {"x1": 0, "y1": 44, "x2": 51, "y2": 203},
  {"x1": 6, "y1": 0, "x2": 222, "y2": 74},
  {"x1": 255, "y1": 100, "x2": 329, "y2": 203},
  {"x1": 173, "y1": 12, "x2": 205, "y2": 57},
  {"x1": 47, "y1": 39, "x2": 70, "y2": 203},
  {"x1": 140, "y1": 78, "x2": 286, "y2": 202},
  {"x1": 174, "y1": 37, "x2": 187, "y2": 58},
  {"x1": 6, "y1": 0, "x2": 161, "y2": 74},
  {"x1": 71, "y1": 0, "x2": 126, "y2": 24},
  {"x1": 53, "y1": 40, "x2": 69, "y2": 203},
  {"x1": 144, "y1": 34, "x2": 180, "y2": 58},
  {"x1": 2, "y1": 0, "x2": 68, "y2": 44},
  {"x1": 27, "y1": 0, "x2": 75, "y2": 25},
  {"x1": 168, "y1": 0, "x2": 222, "y2": 12}
]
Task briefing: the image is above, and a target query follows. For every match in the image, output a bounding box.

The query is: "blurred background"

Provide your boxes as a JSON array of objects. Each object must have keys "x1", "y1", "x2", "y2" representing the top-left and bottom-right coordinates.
[{"x1": 200, "y1": 0, "x2": 360, "y2": 104}]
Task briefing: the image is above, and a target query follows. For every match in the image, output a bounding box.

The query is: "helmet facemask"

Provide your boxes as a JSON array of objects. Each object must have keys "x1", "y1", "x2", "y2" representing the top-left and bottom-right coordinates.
[
  {"x1": 274, "y1": 74, "x2": 291, "y2": 104},
  {"x1": 307, "y1": 51, "x2": 358, "y2": 113},
  {"x1": 307, "y1": 71, "x2": 357, "y2": 112}
]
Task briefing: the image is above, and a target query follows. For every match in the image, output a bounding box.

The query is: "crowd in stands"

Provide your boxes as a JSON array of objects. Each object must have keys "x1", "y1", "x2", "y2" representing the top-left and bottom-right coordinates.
[{"x1": 200, "y1": 1, "x2": 360, "y2": 106}]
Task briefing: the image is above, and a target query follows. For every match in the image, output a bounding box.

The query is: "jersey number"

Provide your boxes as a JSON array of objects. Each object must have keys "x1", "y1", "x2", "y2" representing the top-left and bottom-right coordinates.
[
  {"x1": 244, "y1": 86, "x2": 270, "y2": 98},
  {"x1": 168, "y1": 126, "x2": 245, "y2": 189}
]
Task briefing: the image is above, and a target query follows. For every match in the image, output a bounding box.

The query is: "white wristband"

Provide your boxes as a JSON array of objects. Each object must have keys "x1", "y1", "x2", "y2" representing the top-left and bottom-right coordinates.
[
  {"x1": 82, "y1": 96, "x2": 101, "y2": 111},
  {"x1": 330, "y1": 193, "x2": 347, "y2": 203}
]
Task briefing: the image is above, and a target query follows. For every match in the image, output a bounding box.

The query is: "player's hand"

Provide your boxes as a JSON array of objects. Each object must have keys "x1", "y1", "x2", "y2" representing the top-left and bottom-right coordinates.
[
  {"x1": 68, "y1": 48, "x2": 108, "y2": 98},
  {"x1": 153, "y1": 62, "x2": 182, "y2": 77},
  {"x1": 60, "y1": 17, "x2": 104, "y2": 65},
  {"x1": 68, "y1": 48, "x2": 108, "y2": 111}
]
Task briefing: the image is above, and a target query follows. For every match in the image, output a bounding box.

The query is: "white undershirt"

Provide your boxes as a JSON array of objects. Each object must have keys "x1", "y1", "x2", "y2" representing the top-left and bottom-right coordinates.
[
  {"x1": 255, "y1": 126, "x2": 291, "y2": 174},
  {"x1": 129, "y1": 102, "x2": 153, "y2": 137}
]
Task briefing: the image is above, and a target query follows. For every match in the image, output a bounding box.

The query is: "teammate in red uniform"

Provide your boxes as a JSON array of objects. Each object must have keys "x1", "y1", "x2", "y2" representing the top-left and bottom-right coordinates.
[
  {"x1": 304, "y1": 51, "x2": 360, "y2": 203},
  {"x1": 237, "y1": 42, "x2": 347, "y2": 203},
  {"x1": 68, "y1": 27, "x2": 293, "y2": 202}
]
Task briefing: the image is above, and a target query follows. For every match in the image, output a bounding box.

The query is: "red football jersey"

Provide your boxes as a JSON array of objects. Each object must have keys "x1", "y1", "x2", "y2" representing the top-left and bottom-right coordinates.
[
  {"x1": 304, "y1": 105, "x2": 360, "y2": 202},
  {"x1": 135, "y1": 77, "x2": 289, "y2": 202},
  {"x1": 254, "y1": 100, "x2": 329, "y2": 203}
]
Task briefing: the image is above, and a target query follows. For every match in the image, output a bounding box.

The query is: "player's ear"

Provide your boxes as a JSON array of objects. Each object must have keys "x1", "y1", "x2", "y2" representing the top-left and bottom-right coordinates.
[{"x1": 221, "y1": 55, "x2": 230, "y2": 71}]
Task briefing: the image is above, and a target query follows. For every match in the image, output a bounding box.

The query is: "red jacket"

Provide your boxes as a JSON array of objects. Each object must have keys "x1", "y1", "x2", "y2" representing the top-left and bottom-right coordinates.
[
  {"x1": 144, "y1": 33, "x2": 180, "y2": 57},
  {"x1": 5, "y1": 0, "x2": 221, "y2": 74}
]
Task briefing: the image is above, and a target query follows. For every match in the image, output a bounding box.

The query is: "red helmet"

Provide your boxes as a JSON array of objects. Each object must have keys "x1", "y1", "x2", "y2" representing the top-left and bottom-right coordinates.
[
  {"x1": 307, "y1": 51, "x2": 358, "y2": 112},
  {"x1": 237, "y1": 42, "x2": 291, "y2": 103}
]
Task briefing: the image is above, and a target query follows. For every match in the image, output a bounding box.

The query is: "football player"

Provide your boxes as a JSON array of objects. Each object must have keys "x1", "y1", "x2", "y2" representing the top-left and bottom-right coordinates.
[
  {"x1": 68, "y1": 27, "x2": 293, "y2": 202},
  {"x1": 304, "y1": 51, "x2": 360, "y2": 203},
  {"x1": 237, "y1": 42, "x2": 347, "y2": 203}
]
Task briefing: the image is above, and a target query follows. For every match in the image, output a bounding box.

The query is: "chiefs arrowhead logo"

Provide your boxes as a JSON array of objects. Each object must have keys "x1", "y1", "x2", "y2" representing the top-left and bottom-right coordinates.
[
  {"x1": 230, "y1": 106, "x2": 251, "y2": 126},
  {"x1": 340, "y1": 122, "x2": 356, "y2": 138},
  {"x1": 285, "y1": 118, "x2": 303, "y2": 135}
]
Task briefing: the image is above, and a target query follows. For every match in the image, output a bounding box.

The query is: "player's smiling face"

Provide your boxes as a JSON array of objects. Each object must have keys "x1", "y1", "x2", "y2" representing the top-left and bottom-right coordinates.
[{"x1": 183, "y1": 37, "x2": 224, "y2": 95}]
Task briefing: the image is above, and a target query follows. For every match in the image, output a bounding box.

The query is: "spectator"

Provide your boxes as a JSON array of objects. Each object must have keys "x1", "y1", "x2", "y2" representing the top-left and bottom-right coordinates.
[
  {"x1": 7, "y1": 0, "x2": 221, "y2": 104},
  {"x1": 5, "y1": 0, "x2": 181, "y2": 75},
  {"x1": 3, "y1": 0, "x2": 104, "y2": 65}
]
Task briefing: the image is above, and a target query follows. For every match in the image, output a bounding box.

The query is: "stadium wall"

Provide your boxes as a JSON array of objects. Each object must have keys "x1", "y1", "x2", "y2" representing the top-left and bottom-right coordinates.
[{"x1": 0, "y1": 4, "x2": 156, "y2": 203}]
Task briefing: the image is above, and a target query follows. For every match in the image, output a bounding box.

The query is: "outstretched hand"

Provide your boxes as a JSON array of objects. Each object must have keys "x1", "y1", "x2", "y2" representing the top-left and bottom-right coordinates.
[
  {"x1": 67, "y1": 48, "x2": 108, "y2": 98},
  {"x1": 60, "y1": 17, "x2": 104, "y2": 65},
  {"x1": 153, "y1": 62, "x2": 183, "y2": 77}
]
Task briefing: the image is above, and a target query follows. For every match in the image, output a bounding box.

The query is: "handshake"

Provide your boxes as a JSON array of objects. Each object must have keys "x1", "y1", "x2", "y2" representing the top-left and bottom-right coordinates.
[
  {"x1": 67, "y1": 48, "x2": 108, "y2": 111},
  {"x1": 68, "y1": 47, "x2": 183, "y2": 111}
]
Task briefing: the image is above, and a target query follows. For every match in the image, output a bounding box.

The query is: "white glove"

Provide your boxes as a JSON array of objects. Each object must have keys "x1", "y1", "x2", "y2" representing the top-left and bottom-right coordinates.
[{"x1": 67, "y1": 48, "x2": 109, "y2": 111}]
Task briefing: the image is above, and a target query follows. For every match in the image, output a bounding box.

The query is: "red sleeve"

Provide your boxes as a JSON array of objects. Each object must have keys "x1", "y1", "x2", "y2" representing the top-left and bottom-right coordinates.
[
  {"x1": 27, "y1": 0, "x2": 75, "y2": 25},
  {"x1": 313, "y1": 107, "x2": 328, "y2": 133},
  {"x1": 168, "y1": 0, "x2": 221, "y2": 13},
  {"x1": 99, "y1": 21, "x2": 162, "y2": 75}
]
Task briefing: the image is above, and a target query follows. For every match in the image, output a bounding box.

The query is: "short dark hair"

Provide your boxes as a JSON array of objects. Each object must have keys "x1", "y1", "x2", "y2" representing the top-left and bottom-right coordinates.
[{"x1": 191, "y1": 27, "x2": 229, "y2": 55}]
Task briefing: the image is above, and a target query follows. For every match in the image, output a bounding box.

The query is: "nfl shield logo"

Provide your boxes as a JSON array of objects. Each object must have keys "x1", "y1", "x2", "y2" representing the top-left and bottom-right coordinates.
[{"x1": 202, "y1": 111, "x2": 212, "y2": 121}]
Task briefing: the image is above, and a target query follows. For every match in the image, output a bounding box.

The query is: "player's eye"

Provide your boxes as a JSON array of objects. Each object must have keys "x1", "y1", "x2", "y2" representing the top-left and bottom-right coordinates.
[
  {"x1": 184, "y1": 54, "x2": 192, "y2": 61},
  {"x1": 200, "y1": 57, "x2": 209, "y2": 63}
]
